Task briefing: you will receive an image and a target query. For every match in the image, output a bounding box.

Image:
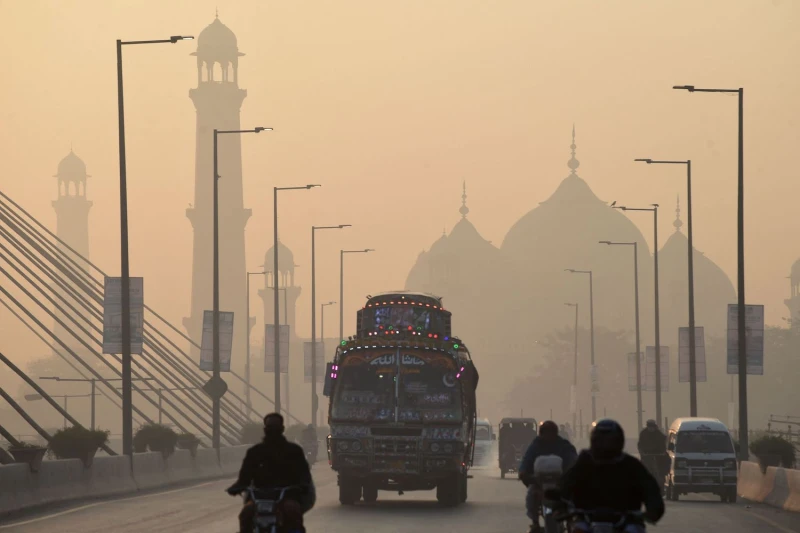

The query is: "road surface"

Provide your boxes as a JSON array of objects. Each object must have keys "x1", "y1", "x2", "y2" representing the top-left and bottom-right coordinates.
[{"x1": 1, "y1": 465, "x2": 798, "y2": 532}]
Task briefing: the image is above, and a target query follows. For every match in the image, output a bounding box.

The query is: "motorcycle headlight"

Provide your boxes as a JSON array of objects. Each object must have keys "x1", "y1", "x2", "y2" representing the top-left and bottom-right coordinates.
[
  {"x1": 430, "y1": 442, "x2": 440, "y2": 452},
  {"x1": 351, "y1": 440, "x2": 362, "y2": 452},
  {"x1": 443, "y1": 443, "x2": 454, "y2": 453},
  {"x1": 337, "y1": 440, "x2": 350, "y2": 452}
]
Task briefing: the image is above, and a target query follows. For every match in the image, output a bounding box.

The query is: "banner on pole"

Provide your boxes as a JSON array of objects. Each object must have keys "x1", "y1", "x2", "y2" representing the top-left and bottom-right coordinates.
[
  {"x1": 303, "y1": 342, "x2": 326, "y2": 383},
  {"x1": 726, "y1": 304, "x2": 764, "y2": 375},
  {"x1": 627, "y1": 353, "x2": 643, "y2": 391},
  {"x1": 678, "y1": 326, "x2": 706, "y2": 382},
  {"x1": 199, "y1": 311, "x2": 234, "y2": 371},
  {"x1": 102, "y1": 277, "x2": 144, "y2": 354},
  {"x1": 264, "y1": 324, "x2": 289, "y2": 373},
  {"x1": 644, "y1": 346, "x2": 670, "y2": 392}
]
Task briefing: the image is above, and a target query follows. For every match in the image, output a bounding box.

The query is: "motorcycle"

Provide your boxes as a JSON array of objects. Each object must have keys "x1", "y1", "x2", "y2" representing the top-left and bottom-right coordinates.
[
  {"x1": 545, "y1": 489, "x2": 648, "y2": 533},
  {"x1": 533, "y1": 455, "x2": 565, "y2": 533},
  {"x1": 235, "y1": 485, "x2": 304, "y2": 533}
]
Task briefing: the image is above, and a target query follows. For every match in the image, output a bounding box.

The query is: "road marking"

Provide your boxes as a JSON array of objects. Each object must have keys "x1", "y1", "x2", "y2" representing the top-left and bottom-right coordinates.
[
  {"x1": 744, "y1": 509, "x2": 798, "y2": 533},
  {"x1": 0, "y1": 480, "x2": 218, "y2": 529}
]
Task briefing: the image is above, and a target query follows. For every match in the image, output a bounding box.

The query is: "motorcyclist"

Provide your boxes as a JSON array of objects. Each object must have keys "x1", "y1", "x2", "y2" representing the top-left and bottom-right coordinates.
[
  {"x1": 301, "y1": 424, "x2": 318, "y2": 450},
  {"x1": 558, "y1": 419, "x2": 665, "y2": 533},
  {"x1": 519, "y1": 420, "x2": 578, "y2": 533},
  {"x1": 226, "y1": 413, "x2": 315, "y2": 533},
  {"x1": 637, "y1": 419, "x2": 667, "y2": 483}
]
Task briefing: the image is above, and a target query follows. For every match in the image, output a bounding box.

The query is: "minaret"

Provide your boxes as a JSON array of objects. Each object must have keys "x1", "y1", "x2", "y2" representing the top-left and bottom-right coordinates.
[
  {"x1": 258, "y1": 241, "x2": 302, "y2": 339},
  {"x1": 52, "y1": 149, "x2": 92, "y2": 352},
  {"x1": 184, "y1": 15, "x2": 250, "y2": 370}
]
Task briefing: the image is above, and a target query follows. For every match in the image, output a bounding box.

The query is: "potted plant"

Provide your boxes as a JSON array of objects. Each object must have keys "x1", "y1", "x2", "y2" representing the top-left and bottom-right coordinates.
[
  {"x1": 8, "y1": 441, "x2": 48, "y2": 473},
  {"x1": 176, "y1": 432, "x2": 201, "y2": 457},
  {"x1": 750, "y1": 435, "x2": 796, "y2": 472},
  {"x1": 48, "y1": 427, "x2": 109, "y2": 468},
  {"x1": 134, "y1": 423, "x2": 178, "y2": 458},
  {"x1": 240, "y1": 422, "x2": 263, "y2": 445}
]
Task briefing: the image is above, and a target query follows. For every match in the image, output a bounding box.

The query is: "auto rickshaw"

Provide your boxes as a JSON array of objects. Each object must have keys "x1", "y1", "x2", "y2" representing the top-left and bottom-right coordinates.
[{"x1": 498, "y1": 417, "x2": 538, "y2": 479}]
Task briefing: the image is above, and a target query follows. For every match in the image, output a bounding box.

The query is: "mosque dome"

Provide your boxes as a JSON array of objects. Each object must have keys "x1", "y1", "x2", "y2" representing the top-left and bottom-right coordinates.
[
  {"x1": 54, "y1": 150, "x2": 88, "y2": 181},
  {"x1": 193, "y1": 15, "x2": 244, "y2": 61},
  {"x1": 264, "y1": 240, "x2": 295, "y2": 275}
]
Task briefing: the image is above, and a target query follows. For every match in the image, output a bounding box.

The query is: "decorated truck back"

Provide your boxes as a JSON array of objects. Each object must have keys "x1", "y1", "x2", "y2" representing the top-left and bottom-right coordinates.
[{"x1": 325, "y1": 292, "x2": 478, "y2": 506}]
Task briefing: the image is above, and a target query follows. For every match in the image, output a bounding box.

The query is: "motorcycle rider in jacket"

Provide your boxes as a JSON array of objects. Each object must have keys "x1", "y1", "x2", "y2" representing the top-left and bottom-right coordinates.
[
  {"x1": 226, "y1": 413, "x2": 316, "y2": 533},
  {"x1": 519, "y1": 420, "x2": 578, "y2": 533},
  {"x1": 559, "y1": 419, "x2": 665, "y2": 533}
]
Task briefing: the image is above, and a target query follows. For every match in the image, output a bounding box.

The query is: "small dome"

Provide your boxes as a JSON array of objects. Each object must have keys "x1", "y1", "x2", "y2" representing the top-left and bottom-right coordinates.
[
  {"x1": 193, "y1": 17, "x2": 244, "y2": 60},
  {"x1": 264, "y1": 240, "x2": 295, "y2": 274},
  {"x1": 791, "y1": 258, "x2": 800, "y2": 284},
  {"x1": 54, "y1": 150, "x2": 88, "y2": 181}
]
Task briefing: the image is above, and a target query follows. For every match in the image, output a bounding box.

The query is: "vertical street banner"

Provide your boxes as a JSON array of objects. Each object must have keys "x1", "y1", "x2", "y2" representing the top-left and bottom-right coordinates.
[
  {"x1": 303, "y1": 342, "x2": 326, "y2": 383},
  {"x1": 644, "y1": 346, "x2": 670, "y2": 392},
  {"x1": 264, "y1": 324, "x2": 290, "y2": 373},
  {"x1": 199, "y1": 311, "x2": 234, "y2": 371},
  {"x1": 678, "y1": 326, "x2": 707, "y2": 382},
  {"x1": 627, "y1": 353, "x2": 643, "y2": 391},
  {"x1": 726, "y1": 304, "x2": 764, "y2": 375},
  {"x1": 102, "y1": 277, "x2": 144, "y2": 354}
]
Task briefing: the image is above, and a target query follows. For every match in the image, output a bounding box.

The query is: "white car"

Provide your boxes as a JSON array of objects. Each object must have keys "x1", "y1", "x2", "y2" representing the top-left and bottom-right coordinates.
[{"x1": 473, "y1": 419, "x2": 494, "y2": 466}]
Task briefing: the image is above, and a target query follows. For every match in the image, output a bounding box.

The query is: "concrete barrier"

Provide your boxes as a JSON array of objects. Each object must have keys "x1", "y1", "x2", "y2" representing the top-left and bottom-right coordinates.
[
  {"x1": 165, "y1": 450, "x2": 195, "y2": 484},
  {"x1": 219, "y1": 445, "x2": 248, "y2": 476},
  {"x1": 36, "y1": 459, "x2": 89, "y2": 505},
  {"x1": 0, "y1": 463, "x2": 34, "y2": 515},
  {"x1": 87, "y1": 455, "x2": 136, "y2": 497},
  {"x1": 785, "y1": 468, "x2": 800, "y2": 512},
  {"x1": 131, "y1": 452, "x2": 168, "y2": 491},
  {"x1": 738, "y1": 461, "x2": 800, "y2": 513},
  {"x1": 194, "y1": 447, "x2": 223, "y2": 479}
]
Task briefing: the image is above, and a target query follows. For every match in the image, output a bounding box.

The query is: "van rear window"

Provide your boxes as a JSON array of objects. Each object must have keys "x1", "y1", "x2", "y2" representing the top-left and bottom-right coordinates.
[{"x1": 676, "y1": 431, "x2": 734, "y2": 454}]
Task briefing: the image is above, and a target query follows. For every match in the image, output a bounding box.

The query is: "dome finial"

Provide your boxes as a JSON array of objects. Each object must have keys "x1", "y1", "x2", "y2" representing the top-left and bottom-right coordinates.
[
  {"x1": 567, "y1": 124, "x2": 580, "y2": 175},
  {"x1": 215, "y1": 6, "x2": 219, "y2": 18},
  {"x1": 459, "y1": 181, "x2": 470, "y2": 218},
  {"x1": 674, "y1": 194, "x2": 683, "y2": 232}
]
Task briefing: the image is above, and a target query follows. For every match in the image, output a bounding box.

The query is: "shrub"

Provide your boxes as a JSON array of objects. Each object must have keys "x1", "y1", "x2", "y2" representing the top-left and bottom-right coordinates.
[
  {"x1": 134, "y1": 423, "x2": 178, "y2": 455},
  {"x1": 176, "y1": 432, "x2": 201, "y2": 448},
  {"x1": 240, "y1": 422, "x2": 263, "y2": 445},
  {"x1": 749, "y1": 435, "x2": 796, "y2": 469},
  {"x1": 8, "y1": 441, "x2": 42, "y2": 450},
  {"x1": 48, "y1": 426, "x2": 109, "y2": 461}
]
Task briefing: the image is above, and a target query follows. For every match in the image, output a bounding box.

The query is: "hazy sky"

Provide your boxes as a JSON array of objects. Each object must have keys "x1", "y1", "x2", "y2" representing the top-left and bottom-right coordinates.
[{"x1": 1, "y1": 0, "x2": 798, "y2": 365}]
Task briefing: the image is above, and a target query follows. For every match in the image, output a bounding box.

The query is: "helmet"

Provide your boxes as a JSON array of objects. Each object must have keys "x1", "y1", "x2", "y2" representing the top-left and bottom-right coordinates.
[
  {"x1": 590, "y1": 419, "x2": 625, "y2": 461},
  {"x1": 539, "y1": 420, "x2": 559, "y2": 437}
]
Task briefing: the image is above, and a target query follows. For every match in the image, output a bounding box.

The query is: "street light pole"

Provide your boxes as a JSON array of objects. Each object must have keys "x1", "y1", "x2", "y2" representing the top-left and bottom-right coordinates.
[
  {"x1": 212, "y1": 127, "x2": 270, "y2": 449},
  {"x1": 565, "y1": 302, "x2": 578, "y2": 431},
  {"x1": 600, "y1": 241, "x2": 643, "y2": 429},
  {"x1": 614, "y1": 204, "x2": 663, "y2": 426},
  {"x1": 246, "y1": 270, "x2": 267, "y2": 415},
  {"x1": 339, "y1": 249, "x2": 375, "y2": 342},
  {"x1": 116, "y1": 34, "x2": 192, "y2": 456},
  {"x1": 273, "y1": 185, "x2": 320, "y2": 414},
  {"x1": 635, "y1": 158, "x2": 696, "y2": 416},
  {"x1": 673, "y1": 84, "x2": 748, "y2": 459},
  {"x1": 565, "y1": 269, "x2": 596, "y2": 420},
  {"x1": 311, "y1": 226, "x2": 350, "y2": 426}
]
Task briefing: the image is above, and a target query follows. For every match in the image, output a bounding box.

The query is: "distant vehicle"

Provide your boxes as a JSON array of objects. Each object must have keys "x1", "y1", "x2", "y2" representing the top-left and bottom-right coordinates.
[
  {"x1": 473, "y1": 418, "x2": 495, "y2": 466},
  {"x1": 665, "y1": 417, "x2": 737, "y2": 503},
  {"x1": 327, "y1": 292, "x2": 479, "y2": 506},
  {"x1": 498, "y1": 417, "x2": 537, "y2": 479}
]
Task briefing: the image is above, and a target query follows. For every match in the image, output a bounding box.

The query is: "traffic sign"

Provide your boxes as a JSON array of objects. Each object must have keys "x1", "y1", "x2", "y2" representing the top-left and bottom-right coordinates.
[{"x1": 202, "y1": 376, "x2": 228, "y2": 399}]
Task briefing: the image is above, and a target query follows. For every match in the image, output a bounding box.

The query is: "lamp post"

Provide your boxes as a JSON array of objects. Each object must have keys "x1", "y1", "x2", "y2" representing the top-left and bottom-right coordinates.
[
  {"x1": 117, "y1": 33, "x2": 193, "y2": 456},
  {"x1": 565, "y1": 269, "x2": 596, "y2": 421},
  {"x1": 565, "y1": 302, "x2": 579, "y2": 431},
  {"x1": 320, "y1": 300, "x2": 336, "y2": 427},
  {"x1": 211, "y1": 127, "x2": 271, "y2": 450},
  {"x1": 273, "y1": 185, "x2": 320, "y2": 414},
  {"x1": 246, "y1": 270, "x2": 267, "y2": 415},
  {"x1": 635, "y1": 158, "x2": 697, "y2": 417},
  {"x1": 672, "y1": 84, "x2": 748, "y2": 460},
  {"x1": 311, "y1": 225, "x2": 350, "y2": 426},
  {"x1": 599, "y1": 240, "x2": 642, "y2": 430},
  {"x1": 614, "y1": 203, "x2": 663, "y2": 426},
  {"x1": 339, "y1": 249, "x2": 375, "y2": 341},
  {"x1": 25, "y1": 393, "x2": 92, "y2": 429}
]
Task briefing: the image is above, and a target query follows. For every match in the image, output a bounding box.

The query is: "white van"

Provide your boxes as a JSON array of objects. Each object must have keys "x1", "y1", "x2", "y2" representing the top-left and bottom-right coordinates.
[
  {"x1": 666, "y1": 418, "x2": 738, "y2": 503},
  {"x1": 473, "y1": 418, "x2": 495, "y2": 466}
]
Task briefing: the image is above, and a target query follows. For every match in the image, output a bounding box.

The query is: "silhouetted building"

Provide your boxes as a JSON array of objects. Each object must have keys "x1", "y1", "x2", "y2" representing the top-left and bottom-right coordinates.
[
  {"x1": 785, "y1": 259, "x2": 800, "y2": 331},
  {"x1": 52, "y1": 149, "x2": 92, "y2": 354},
  {"x1": 184, "y1": 15, "x2": 250, "y2": 369},
  {"x1": 258, "y1": 240, "x2": 302, "y2": 340}
]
